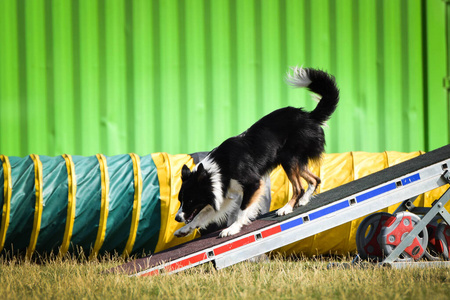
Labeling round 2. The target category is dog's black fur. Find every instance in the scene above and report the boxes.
[175,67,339,238]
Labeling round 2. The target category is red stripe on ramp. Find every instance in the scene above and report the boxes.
[214,235,256,256]
[261,225,281,238]
[165,252,207,272]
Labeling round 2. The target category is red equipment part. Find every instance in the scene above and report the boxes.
[436,222,450,260]
[380,212,428,261]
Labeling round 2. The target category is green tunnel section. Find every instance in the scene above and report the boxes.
[0,154,161,258]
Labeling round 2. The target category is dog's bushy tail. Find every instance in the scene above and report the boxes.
[285,67,339,124]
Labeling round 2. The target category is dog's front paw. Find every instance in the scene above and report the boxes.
[174,225,194,237]
[219,224,242,237]
[276,205,293,216]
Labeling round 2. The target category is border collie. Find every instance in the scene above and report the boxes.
[175,66,339,238]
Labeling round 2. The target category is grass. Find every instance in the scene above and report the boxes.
[1,254,450,299]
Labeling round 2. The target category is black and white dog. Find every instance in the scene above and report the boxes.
[175,67,339,238]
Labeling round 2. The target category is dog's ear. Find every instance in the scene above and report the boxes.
[196,163,205,173]
[181,164,191,181]
[196,163,208,182]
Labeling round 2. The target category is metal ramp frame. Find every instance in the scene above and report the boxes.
[109,145,450,276]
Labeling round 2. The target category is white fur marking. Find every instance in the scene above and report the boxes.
[285,66,312,87]
[220,201,264,237]
[196,156,224,210]
[311,93,322,103]
[176,204,185,222]
[276,204,293,216]
[220,222,242,237]
[297,183,315,207]
[227,179,243,200]
[220,182,265,237]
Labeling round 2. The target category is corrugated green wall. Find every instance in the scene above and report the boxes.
[0,0,448,157]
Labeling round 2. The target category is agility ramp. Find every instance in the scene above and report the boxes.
[108,144,450,275]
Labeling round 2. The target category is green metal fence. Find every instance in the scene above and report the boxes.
[0,0,448,157]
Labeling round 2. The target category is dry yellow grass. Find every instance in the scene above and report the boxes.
[1,255,450,299]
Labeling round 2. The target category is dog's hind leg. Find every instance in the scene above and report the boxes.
[296,168,321,207]
[277,164,305,216]
[220,179,265,237]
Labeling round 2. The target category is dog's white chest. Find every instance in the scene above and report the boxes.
[225,179,243,201]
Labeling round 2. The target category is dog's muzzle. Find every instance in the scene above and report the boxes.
[175,204,185,223]
[175,211,185,223]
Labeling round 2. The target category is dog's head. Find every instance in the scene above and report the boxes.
[175,163,216,224]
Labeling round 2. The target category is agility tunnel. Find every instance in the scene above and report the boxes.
[1,150,448,259]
